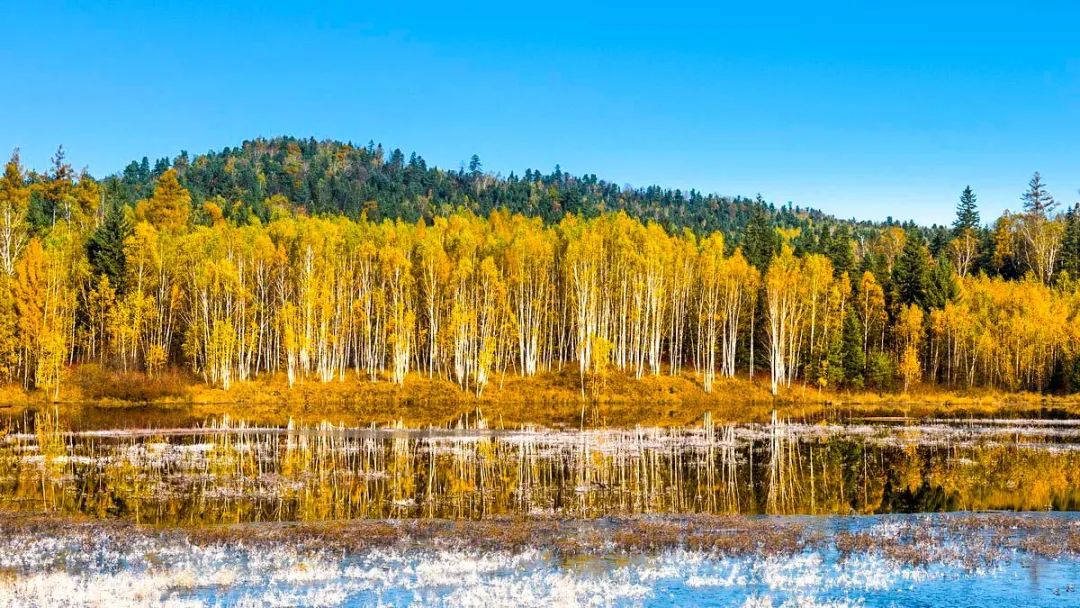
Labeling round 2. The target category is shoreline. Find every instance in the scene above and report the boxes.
[2,509,1078,560]
[4,365,1080,429]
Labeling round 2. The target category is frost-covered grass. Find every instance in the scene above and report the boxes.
[0,513,1078,607]
[0,524,937,607]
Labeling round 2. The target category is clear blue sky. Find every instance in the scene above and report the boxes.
[2,1,1077,225]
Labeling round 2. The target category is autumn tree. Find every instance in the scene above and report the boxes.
[562,215,603,395]
[0,151,29,276]
[994,174,1064,285]
[695,234,726,392]
[765,246,807,395]
[33,147,75,227]
[1017,172,1063,284]
[13,234,77,397]
[0,143,1078,402]
[136,169,191,231]
[504,215,556,377]
[897,304,924,392]
[857,271,887,358]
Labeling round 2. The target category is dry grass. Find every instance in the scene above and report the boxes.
[0,510,829,558]
[3,509,1077,563]
[70,365,194,402]
[3,364,1080,428]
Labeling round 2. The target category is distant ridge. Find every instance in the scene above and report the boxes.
[100,136,923,243]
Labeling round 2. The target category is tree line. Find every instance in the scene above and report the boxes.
[1,144,1079,398]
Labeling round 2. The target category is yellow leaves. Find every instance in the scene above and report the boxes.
[0,151,29,214]
[70,172,101,229]
[203,200,225,226]
[145,345,167,376]
[765,246,810,394]
[776,226,801,245]
[803,254,833,288]
[13,239,45,346]
[994,211,1066,284]
[937,274,1073,390]
[135,169,190,231]
[590,335,614,378]
[765,245,802,298]
[698,233,726,276]
[897,304,924,347]
[948,228,978,278]
[0,152,30,277]
[873,227,907,274]
[899,346,920,392]
[13,238,75,394]
[896,304,924,392]
[6,181,1080,399]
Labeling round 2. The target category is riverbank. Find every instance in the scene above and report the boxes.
[2,364,1080,428]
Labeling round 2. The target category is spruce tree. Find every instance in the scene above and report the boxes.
[1061,203,1080,278]
[826,225,855,277]
[743,202,778,270]
[1022,172,1057,217]
[953,186,979,235]
[87,203,133,293]
[892,235,929,308]
[841,312,866,388]
[924,258,958,309]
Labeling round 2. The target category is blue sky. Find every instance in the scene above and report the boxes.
[2,1,1077,225]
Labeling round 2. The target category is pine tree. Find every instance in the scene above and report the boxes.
[87,203,133,293]
[826,225,855,277]
[743,203,778,271]
[923,257,957,309]
[841,312,865,388]
[949,187,981,277]
[1022,172,1057,217]
[892,234,929,308]
[953,186,979,235]
[1060,203,1080,279]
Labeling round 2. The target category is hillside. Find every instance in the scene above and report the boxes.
[0,137,1078,416]
[101,136,896,242]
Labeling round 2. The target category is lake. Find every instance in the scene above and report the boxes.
[1,408,1079,606]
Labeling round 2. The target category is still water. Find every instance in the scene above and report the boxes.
[2,410,1079,523]
[2,409,1080,606]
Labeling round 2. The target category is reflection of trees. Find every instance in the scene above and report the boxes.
[1,415,1078,524]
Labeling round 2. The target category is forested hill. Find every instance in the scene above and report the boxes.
[101,136,890,240]
[3,135,1080,400]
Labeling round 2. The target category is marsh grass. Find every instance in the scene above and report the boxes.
[1,510,1077,566]
[5,366,1080,430]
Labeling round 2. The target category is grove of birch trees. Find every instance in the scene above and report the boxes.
[2,148,1080,398]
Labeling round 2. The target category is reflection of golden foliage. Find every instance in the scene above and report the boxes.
[3,412,1078,525]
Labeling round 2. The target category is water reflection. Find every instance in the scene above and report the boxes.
[1,410,1078,524]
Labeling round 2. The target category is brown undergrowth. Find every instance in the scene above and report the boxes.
[2,510,1078,563]
[0,364,1078,429]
